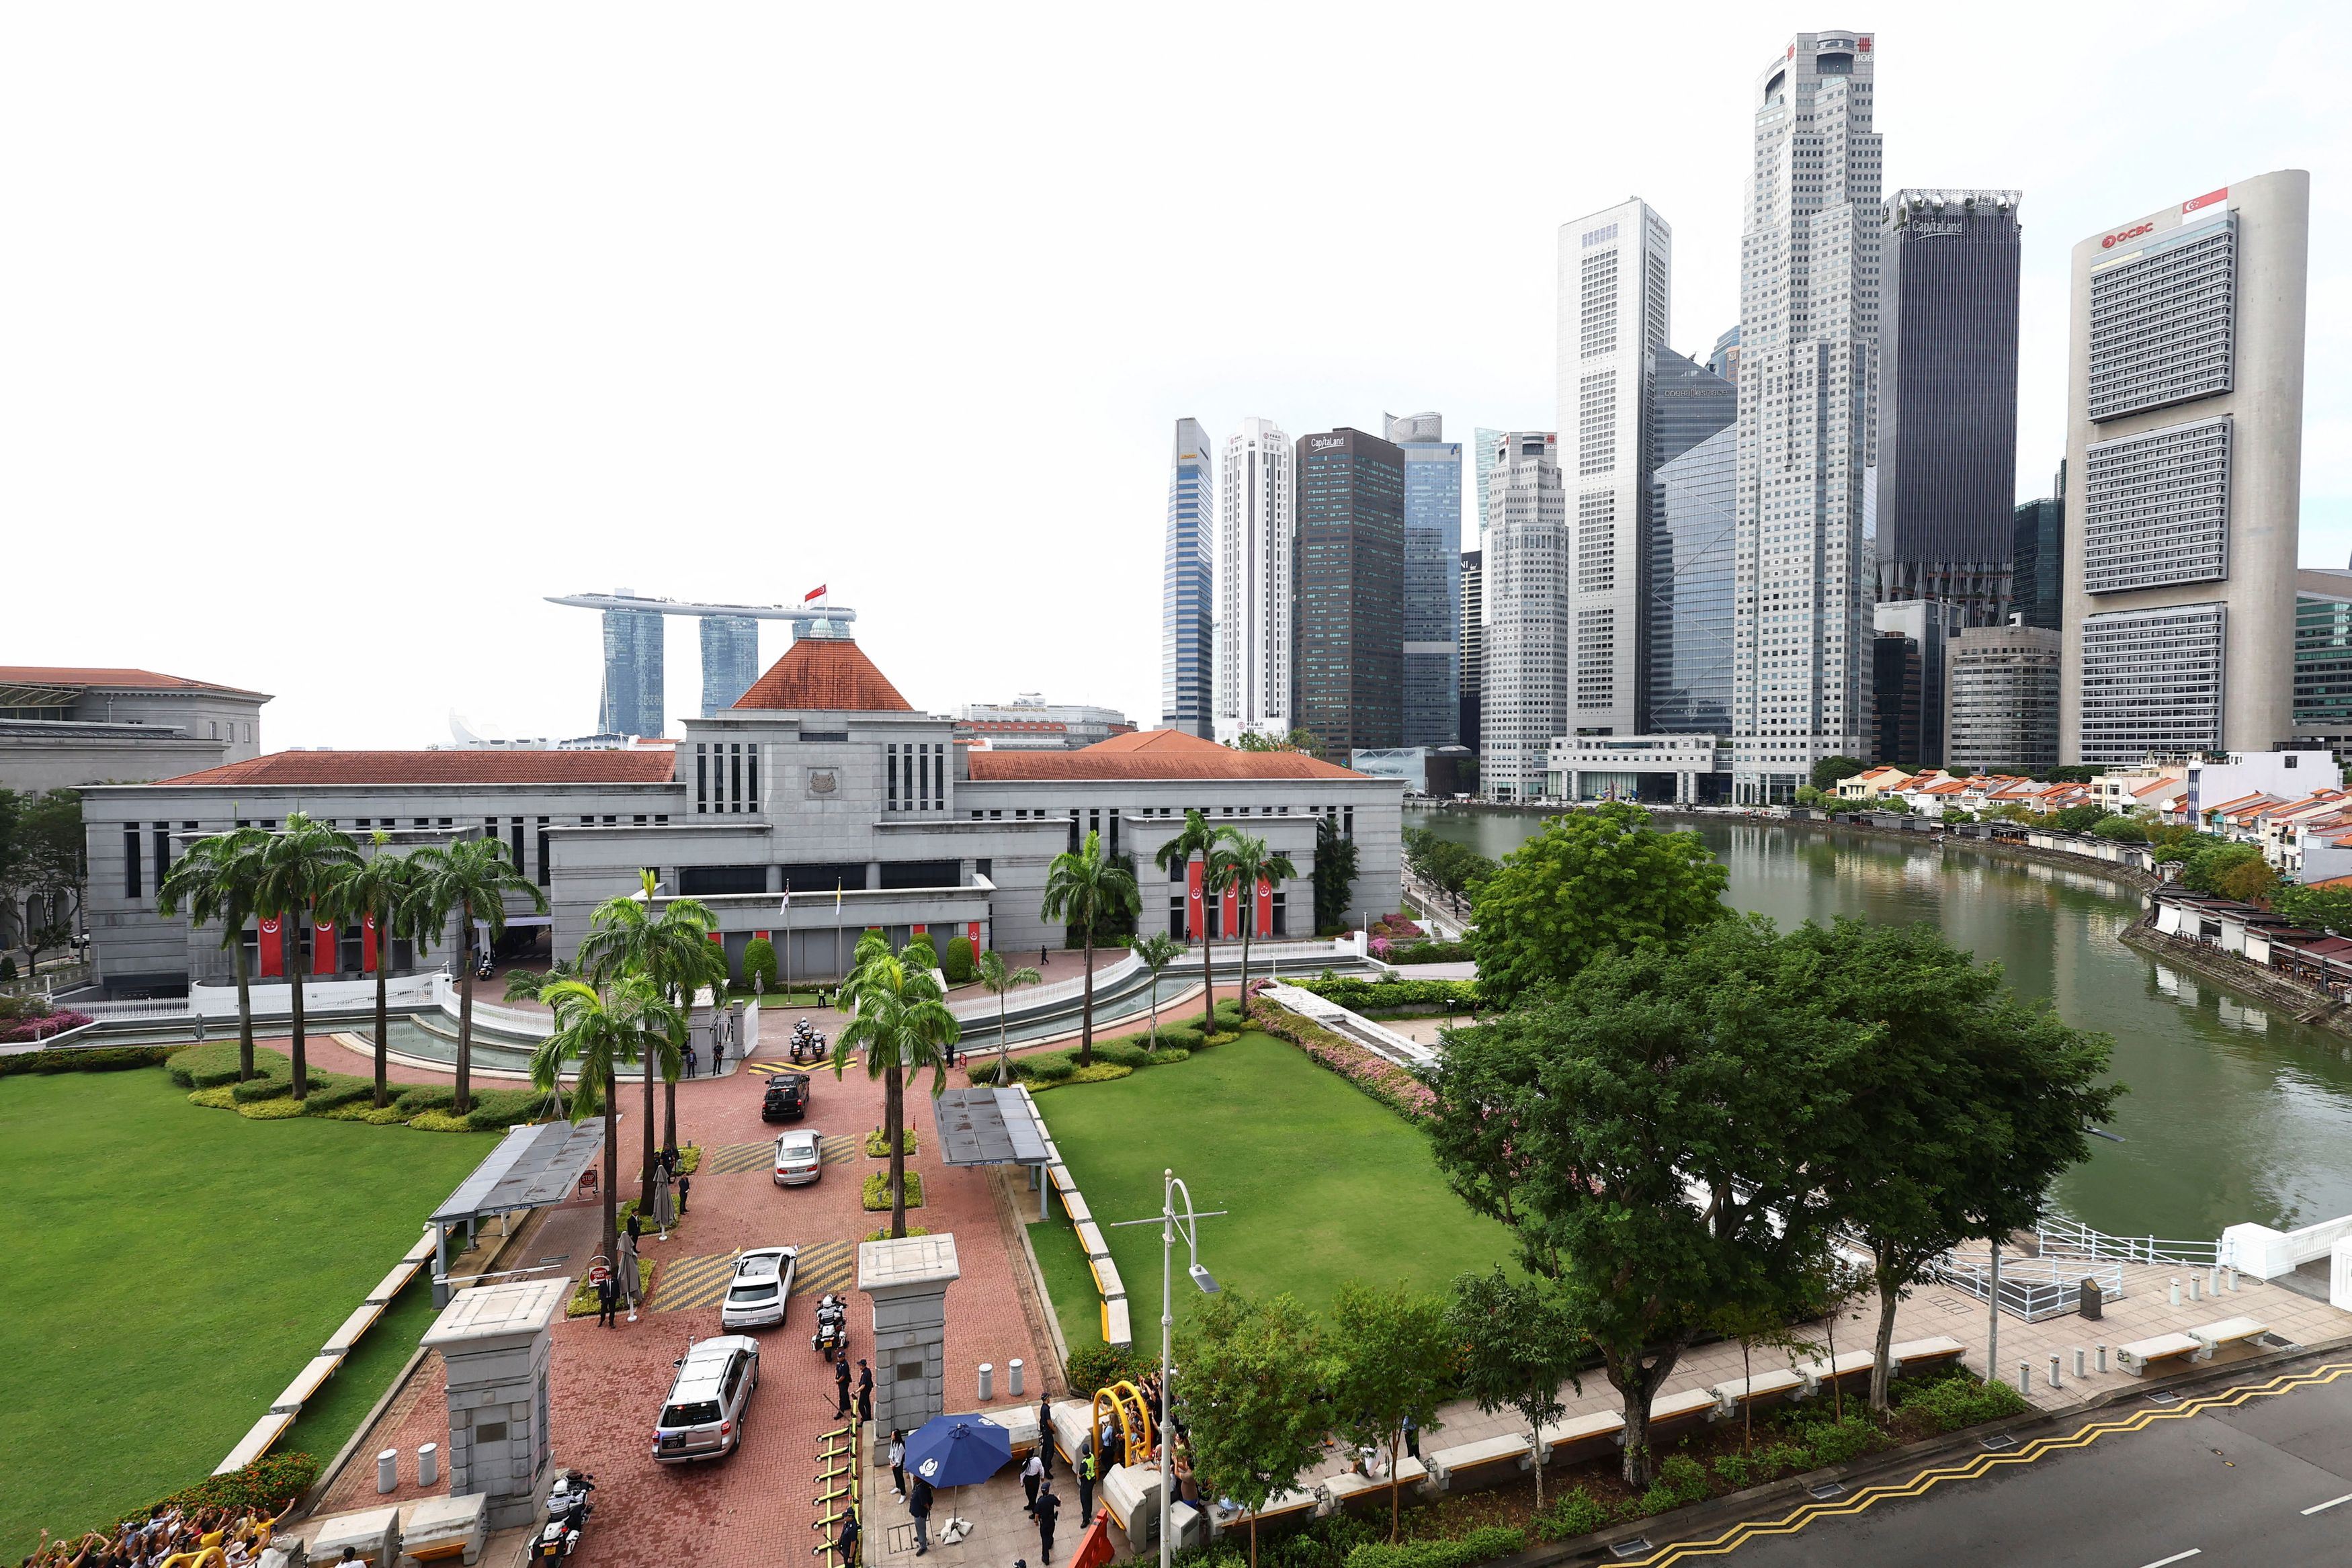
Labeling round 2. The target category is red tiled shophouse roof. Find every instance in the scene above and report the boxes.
[967,728,1363,781]
[149,750,679,787]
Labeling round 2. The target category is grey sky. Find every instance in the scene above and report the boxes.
[5,2,2344,748]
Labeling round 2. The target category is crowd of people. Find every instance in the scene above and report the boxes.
[22,1504,289,1568]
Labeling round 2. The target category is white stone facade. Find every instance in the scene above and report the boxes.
[1216,417,1294,744]
[1480,433,1566,801]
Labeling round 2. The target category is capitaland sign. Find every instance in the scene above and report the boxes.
[1911,218,1965,236]
[1308,435,1347,451]
[2101,222,2156,250]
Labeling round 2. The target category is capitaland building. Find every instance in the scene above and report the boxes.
[2061,171,2310,765]
[78,634,1402,998]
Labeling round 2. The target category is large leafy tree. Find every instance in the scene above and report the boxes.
[974,948,1042,1083]
[1425,918,1866,1486]
[156,826,271,1082]
[532,975,679,1285]
[833,946,959,1238]
[1211,828,1298,1020]
[252,812,362,1099]
[1466,802,1728,1008]
[322,838,425,1108]
[1447,1268,1582,1516]
[1327,1282,1452,1540]
[412,835,547,1116]
[1155,808,1222,1033]
[577,872,719,1207]
[1791,918,2122,1409]
[1810,755,1866,793]
[1041,829,1139,1068]
[1311,813,1359,936]
[2274,883,2352,934]
[1177,1291,1331,1568]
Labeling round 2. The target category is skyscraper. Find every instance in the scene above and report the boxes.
[1709,325,1742,387]
[1386,412,1463,746]
[1647,412,1738,738]
[1472,429,1504,546]
[599,590,665,737]
[2011,460,2065,632]
[1876,189,2023,626]
[1216,417,1294,744]
[1481,432,1566,799]
[1161,418,1216,738]
[1293,429,1406,755]
[1870,598,1956,765]
[2062,171,2310,764]
[1459,549,1484,753]
[1731,30,1884,804]
[698,615,761,716]
[1946,624,2060,775]
[1560,199,1673,738]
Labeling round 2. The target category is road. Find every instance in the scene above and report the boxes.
[1635,1359,2352,1567]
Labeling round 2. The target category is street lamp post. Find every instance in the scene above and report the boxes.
[1111,1171,1224,1568]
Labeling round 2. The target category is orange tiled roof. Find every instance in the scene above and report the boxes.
[732,639,914,713]
[0,665,268,697]
[148,750,677,787]
[966,728,1362,781]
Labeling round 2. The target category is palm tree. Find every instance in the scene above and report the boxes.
[156,826,271,1082]
[322,837,423,1108]
[1210,828,1298,1022]
[1126,931,1185,1049]
[1042,830,1140,1069]
[252,813,362,1099]
[974,949,1042,1084]
[1154,808,1221,1035]
[577,871,722,1211]
[833,948,959,1239]
[503,955,582,1002]
[532,975,680,1288]
[411,836,547,1116]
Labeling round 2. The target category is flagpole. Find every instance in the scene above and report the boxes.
[781,886,792,1007]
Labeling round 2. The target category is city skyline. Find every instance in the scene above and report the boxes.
[7,4,2349,750]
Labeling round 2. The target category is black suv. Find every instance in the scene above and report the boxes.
[761,1072,811,1123]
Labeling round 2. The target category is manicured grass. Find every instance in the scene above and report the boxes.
[0,1067,493,1556]
[1027,1033,1518,1355]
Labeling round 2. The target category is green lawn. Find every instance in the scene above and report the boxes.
[0,1067,493,1555]
[1026,1033,1517,1356]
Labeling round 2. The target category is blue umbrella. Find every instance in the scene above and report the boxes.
[905,1413,1015,1488]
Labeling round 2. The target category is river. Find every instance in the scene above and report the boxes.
[1408,807,2352,1243]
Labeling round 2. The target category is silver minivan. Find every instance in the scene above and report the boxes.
[651,1335,760,1463]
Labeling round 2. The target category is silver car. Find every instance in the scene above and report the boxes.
[773,1128,823,1186]
[650,1335,759,1463]
[720,1246,799,1332]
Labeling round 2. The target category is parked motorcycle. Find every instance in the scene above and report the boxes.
[536,1471,594,1562]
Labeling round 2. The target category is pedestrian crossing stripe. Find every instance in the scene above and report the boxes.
[796,1239,856,1298]
[704,1139,857,1175]
[649,1252,745,1312]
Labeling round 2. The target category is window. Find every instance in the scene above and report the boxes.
[124,825,142,898]
[536,819,552,889]
[153,824,173,885]
[696,744,708,813]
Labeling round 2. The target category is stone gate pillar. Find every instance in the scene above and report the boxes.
[859,1233,961,1458]
[419,1278,567,1528]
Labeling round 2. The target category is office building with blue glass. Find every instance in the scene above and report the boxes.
[1161,419,1216,737]
[1386,412,1462,747]
[700,616,761,717]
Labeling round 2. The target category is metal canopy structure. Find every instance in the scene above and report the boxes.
[431,1119,607,1225]
[932,1088,1051,1168]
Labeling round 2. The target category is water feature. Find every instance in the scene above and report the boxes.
[1410,807,2352,1242]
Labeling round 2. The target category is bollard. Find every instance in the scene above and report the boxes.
[2190,1273,2203,1302]
[2074,1348,2087,1379]
[2209,1264,2222,1297]
[2169,1276,2183,1307]
[417,1443,439,1487]
[978,1363,994,1403]
[376,1448,398,1495]
[1009,1358,1025,1398]
[2097,1344,2109,1373]
[2226,1265,2239,1293]
[2018,1360,2032,1393]
[2048,1354,2063,1389]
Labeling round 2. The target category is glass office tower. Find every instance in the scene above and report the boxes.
[698,615,761,716]
[599,596,665,737]
[1293,428,1406,755]
[1161,418,1216,736]
[1387,412,1462,747]
[1646,426,1736,736]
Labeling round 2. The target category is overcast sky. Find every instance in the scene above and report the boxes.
[5,2,2346,750]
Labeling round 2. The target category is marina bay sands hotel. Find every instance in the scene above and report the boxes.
[546,589,857,737]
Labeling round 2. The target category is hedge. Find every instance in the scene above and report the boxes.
[1389,939,1474,965]
[230,1074,293,1103]
[0,1043,181,1078]
[1289,976,1480,1012]
[863,1171,925,1211]
[168,1041,288,1090]
[943,936,975,984]
[741,937,779,994]
[149,1450,321,1517]
[1342,1526,1527,1568]
[1035,1063,1133,1091]
[1144,1025,1206,1052]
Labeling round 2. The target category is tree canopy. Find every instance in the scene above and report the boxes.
[1325,1282,1452,1540]
[1810,755,1865,792]
[1177,1291,1330,1568]
[1447,1268,1583,1513]
[1466,802,1728,1008]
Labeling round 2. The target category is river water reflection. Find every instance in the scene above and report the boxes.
[1409,807,2352,1241]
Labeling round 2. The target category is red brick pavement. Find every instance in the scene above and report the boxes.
[320,1006,1049,1568]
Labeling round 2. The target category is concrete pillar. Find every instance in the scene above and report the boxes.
[421,1277,568,1530]
[861,1234,961,1461]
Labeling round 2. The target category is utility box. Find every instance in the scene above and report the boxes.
[420,1278,568,1529]
[859,1233,960,1460]
[2078,1276,2104,1321]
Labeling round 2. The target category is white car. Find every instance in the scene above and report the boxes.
[720,1246,798,1332]
[773,1128,823,1187]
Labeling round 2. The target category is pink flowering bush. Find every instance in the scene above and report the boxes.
[0,1006,94,1044]
[1252,1002,1433,1120]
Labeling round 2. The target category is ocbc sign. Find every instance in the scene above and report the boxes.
[2101,222,2155,250]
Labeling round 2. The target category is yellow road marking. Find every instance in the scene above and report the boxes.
[1628,1361,2352,1565]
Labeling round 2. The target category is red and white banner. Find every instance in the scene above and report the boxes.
[362,912,379,974]
[258,916,284,978]
[1256,877,1273,938]
[1220,879,1241,940]
[313,916,338,975]
[967,920,982,953]
[1185,859,1204,939]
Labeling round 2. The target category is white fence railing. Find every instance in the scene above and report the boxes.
[1935,1251,2124,1322]
[2037,1214,2222,1268]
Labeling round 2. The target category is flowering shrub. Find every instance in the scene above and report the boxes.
[1251,1002,1432,1120]
[0,1006,94,1044]
[1369,913,1425,940]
